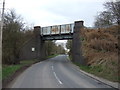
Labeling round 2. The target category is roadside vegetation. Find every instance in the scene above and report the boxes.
[46,54,59,59]
[67,25,119,82]
[45,41,66,56]
[77,25,119,82]
[2,54,62,81]
[66,1,119,82]
[2,59,38,80]
[2,9,66,82]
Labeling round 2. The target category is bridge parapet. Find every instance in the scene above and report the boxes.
[41,23,74,36]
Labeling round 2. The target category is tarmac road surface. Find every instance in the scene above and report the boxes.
[10,55,115,88]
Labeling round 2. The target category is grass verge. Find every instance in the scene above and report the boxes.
[73,62,120,82]
[2,59,38,80]
[2,54,59,88]
[67,54,119,82]
[2,54,58,81]
[46,54,59,59]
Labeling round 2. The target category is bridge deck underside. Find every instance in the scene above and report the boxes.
[41,33,73,40]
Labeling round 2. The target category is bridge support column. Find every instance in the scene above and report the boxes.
[40,40,46,60]
[72,21,85,65]
[34,26,46,60]
[19,26,46,61]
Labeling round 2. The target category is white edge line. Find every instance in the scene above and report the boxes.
[53,72,63,84]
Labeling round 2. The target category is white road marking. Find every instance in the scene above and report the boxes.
[53,72,63,84]
[51,66,54,70]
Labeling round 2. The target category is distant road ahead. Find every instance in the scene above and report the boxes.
[10,55,113,88]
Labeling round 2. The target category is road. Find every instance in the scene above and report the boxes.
[10,55,114,88]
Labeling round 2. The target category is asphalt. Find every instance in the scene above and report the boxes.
[9,55,117,88]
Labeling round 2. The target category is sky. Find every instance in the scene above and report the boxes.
[2,0,108,27]
[0,0,108,47]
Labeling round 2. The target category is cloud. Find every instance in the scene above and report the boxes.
[39,0,105,26]
[5,0,105,27]
[4,0,106,43]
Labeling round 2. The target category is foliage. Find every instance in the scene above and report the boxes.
[45,41,66,56]
[57,44,66,54]
[2,65,22,80]
[80,25,119,82]
[94,1,120,27]
[66,40,72,50]
[2,10,34,65]
[2,9,65,65]
[2,59,38,80]
[46,54,58,59]
[74,62,119,82]
[2,10,24,64]
[104,1,120,25]
[66,40,72,60]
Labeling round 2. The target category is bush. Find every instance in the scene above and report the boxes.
[80,25,119,82]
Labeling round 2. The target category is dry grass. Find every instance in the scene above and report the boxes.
[80,25,119,82]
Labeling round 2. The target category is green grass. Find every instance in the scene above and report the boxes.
[20,59,38,65]
[73,62,120,82]
[73,62,91,73]
[46,54,59,59]
[2,55,59,81]
[2,65,22,80]
[67,55,72,61]
[2,59,38,80]
[67,55,119,82]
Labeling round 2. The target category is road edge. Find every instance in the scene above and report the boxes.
[67,57,119,89]
[2,60,40,88]
[3,55,58,88]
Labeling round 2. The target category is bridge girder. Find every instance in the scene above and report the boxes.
[42,33,73,40]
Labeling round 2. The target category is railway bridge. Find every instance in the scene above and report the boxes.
[19,21,85,65]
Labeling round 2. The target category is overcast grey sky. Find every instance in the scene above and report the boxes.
[1,0,110,44]
[2,0,109,27]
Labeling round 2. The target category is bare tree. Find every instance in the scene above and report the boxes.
[94,1,120,27]
[3,10,24,64]
[104,1,120,25]
[94,11,113,28]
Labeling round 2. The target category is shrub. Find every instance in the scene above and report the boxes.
[81,25,119,82]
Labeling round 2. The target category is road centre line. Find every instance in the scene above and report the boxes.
[51,65,63,84]
[51,66,54,70]
[53,72,63,85]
